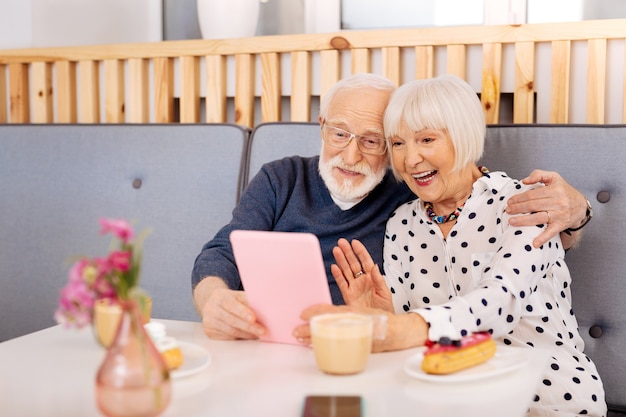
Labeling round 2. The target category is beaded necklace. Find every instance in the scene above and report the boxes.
[425,201,462,224]
[424,166,489,224]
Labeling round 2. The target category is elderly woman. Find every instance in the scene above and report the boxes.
[296,75,606,416]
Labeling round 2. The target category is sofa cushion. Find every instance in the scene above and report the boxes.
[480,124,626,412]
[0,124,249,341]
[244,122,321,188]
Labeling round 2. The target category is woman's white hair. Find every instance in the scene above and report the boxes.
[383,74,485,174]
[319,73,396,120]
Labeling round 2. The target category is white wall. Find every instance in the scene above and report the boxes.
[340,0,487,29]
[527,0,584,23]
[0,0,162,50]
[0,0,32,49]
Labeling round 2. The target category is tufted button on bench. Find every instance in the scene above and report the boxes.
[597,190,611,203]
[589,324,604,339]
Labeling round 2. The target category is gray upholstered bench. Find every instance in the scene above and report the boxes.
[480,125,626,415]
[0,124,249,341]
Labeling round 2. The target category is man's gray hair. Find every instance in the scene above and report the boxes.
[319,73,396,120]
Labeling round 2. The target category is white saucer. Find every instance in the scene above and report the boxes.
[171,341,212,379]
[404,346,529,383]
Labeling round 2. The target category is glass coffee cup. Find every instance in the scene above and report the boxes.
[310,312,387,375]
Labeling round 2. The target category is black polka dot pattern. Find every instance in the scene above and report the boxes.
[382,171,606,416]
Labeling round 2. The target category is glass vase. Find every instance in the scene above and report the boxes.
[95,299,171,417]
[93,295,152,349]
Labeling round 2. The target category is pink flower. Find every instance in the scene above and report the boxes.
[108,250,131,272]
[93,276,116,299]
[54,271,97,328]
[68,259,90,283]
[94,257,113,277]
[55,218,148,329]
[99,218,134,244]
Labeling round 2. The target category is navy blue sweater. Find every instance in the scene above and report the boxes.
[192,155,414,304]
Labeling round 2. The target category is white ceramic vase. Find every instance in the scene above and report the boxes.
[197,0,261,39]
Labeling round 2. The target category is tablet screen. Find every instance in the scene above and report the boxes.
[230,230,333,345]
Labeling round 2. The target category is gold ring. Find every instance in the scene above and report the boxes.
[354,270,365,278]
[546,211,551,224]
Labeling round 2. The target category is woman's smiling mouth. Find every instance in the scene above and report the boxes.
[412,170,437,184]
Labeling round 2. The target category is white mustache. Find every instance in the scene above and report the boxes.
[330,157,373,177]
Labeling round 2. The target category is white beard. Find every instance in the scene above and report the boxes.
[318,153,386,202]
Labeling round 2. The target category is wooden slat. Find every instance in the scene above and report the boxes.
[79,60,100,123]
[31,62,53,123]
[513,41,535,123]
[205,55,226,123]
[180,56,200,123]
[9,63,30,123]
[481,43,502,125]
[235,54,255,127]
[586,38,607,124]
[0,64,6,123]
[446,45,466,79]
[127,58,150,123]
[319,50,340,103]
[154,57,174,123]
[351,48,370,74]
[260,52,281,122]
[56,61,77,123]
[1,19,626,126]
[290,51,311,122]
[4,19,626,64]
[104,59,125,123]
[415,46,434,80]
[382,47,401,86]
[549,40,571,123]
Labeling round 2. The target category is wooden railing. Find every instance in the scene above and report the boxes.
[1,18,626,126]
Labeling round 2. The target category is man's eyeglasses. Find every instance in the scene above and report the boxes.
[321,123,387,156]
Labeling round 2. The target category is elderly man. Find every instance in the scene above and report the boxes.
[191,73,589,340]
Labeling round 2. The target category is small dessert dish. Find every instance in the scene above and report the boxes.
[421,332,496,375]
[144,321,184,371]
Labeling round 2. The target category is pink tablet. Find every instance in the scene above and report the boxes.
[230,230,333,345]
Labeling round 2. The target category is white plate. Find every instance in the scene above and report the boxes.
[170,341,212,379]
[404,346,529,383]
